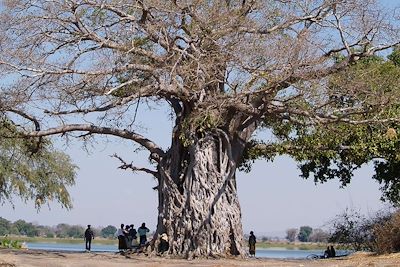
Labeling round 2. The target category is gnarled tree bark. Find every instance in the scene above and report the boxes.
[153,130,246,258]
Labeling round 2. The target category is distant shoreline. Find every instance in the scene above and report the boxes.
[5,236,329,250]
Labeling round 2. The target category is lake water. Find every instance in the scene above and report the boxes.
[25,242,349,259]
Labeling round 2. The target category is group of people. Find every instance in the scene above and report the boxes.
[82,223,150,252]
[116,223,150,252]
[324,245,336,258]
[85,227,337,258]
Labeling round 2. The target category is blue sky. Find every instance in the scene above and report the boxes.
[1,0,398,237]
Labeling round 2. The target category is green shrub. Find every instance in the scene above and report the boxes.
[0,237,22,249]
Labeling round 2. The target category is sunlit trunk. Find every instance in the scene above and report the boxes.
[151,130,246,258]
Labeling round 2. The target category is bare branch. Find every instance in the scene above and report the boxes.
[112,153,158,177]
[26,124,165,161]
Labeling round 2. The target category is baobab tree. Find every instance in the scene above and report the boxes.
[1,0,400,258]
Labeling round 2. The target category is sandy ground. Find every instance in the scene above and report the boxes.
[1,249,400,267]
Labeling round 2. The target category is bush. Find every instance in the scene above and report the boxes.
[0,238,22,249]
[373,210,400,253]
[329,208,400,253]
[328,208,371,251]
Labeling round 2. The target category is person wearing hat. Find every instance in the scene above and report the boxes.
[84,225,94,251]
[248,231,256,257]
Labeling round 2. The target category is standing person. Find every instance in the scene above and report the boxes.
[248,231,256,257]
[124,225,131,249]
[84,225,94,251]
[138,223,150,245]
[129,224,137,248]
[115,224,127,252]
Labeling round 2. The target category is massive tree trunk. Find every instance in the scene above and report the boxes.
[152,129,246,258]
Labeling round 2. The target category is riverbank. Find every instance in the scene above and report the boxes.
[0,249,399,267]
[4,236,116,245]
[4,236,330,250]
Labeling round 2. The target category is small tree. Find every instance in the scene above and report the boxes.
[298,226,313,242]
[309,228,329,243]
[329,209,371,251]
[285,228,298,242]
[12,220,39,237]
[0,217,10,236]
[55,223,70,238]
[66,225,84,238]
[101,225,117,238]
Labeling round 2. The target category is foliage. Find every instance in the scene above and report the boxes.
[13,220,39,237]
[53,223,98,239]
[101,225,117,238]
[250,52,400,205]
[309,229,329,243]
[297,226,313,242]
[328,208,400,253]
[388,46,400,67]
[329,209,371,251]
[65,225,84,239]
[372,210,400,253]
[0,217,106,239]
[0,116,77,209]
[0,217,11,236]
[285,228,297,242]
[0,237,22,249]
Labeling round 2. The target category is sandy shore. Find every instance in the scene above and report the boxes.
[1,249,399,267]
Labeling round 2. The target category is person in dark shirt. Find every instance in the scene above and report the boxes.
[248,231,256,257]
[84,225,94,251]
[124,225,131,249]
[324,246,331,258]
[128,224,137,248]
[330,245,336,257]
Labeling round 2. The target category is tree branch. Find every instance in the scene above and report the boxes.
[26,124,165,161]
[112,153,159,177]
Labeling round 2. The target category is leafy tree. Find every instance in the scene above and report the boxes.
[285,228,298,242]
[0,0,399,257]
[12,220,39,237]
[66,225,84,238]
[0,217,10,236]
[0,116,77,209]
[101,225,117,238]
[298,226,313,242]
[55,223,70,238]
